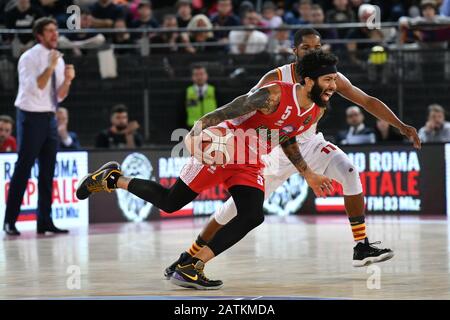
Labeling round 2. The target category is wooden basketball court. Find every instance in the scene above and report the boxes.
[1,215,449,300]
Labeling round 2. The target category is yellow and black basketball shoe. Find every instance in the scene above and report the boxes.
[170,258,223,290]
[164,252,191,279]
[76,161,122,200]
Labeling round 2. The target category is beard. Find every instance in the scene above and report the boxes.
[308,82,329,109]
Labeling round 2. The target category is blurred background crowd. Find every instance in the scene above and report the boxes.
[0,0,449,150]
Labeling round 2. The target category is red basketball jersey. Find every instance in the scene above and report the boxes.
[224,81,322,165]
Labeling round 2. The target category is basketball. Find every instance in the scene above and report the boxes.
[200,126,235,165]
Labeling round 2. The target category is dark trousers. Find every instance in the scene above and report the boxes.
[4,109,57,226]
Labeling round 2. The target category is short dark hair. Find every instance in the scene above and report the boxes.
[293,28,321,47]
[111,104,128,115]
[243,8,257,17]
[176,0,191,8]
[296,50,338,83]
[33,17,57,41]
[420,0,437,10]
[0,115,14,126]
[192,64,206,72]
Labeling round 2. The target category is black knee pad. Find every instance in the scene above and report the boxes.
[249,212,265,228]
[162,202,184,213]
[237,207,265,231]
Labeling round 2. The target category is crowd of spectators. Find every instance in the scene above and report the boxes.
[335,103,450,145]
[1,0,450,56]
[1,0,449,150]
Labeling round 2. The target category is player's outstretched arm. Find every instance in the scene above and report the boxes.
[281,137,333,198]
[336,72,421,149]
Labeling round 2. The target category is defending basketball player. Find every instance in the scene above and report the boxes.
[163,28,422,280]
[76,50,339,289]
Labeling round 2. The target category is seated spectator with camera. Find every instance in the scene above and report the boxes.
[95,104,143,149]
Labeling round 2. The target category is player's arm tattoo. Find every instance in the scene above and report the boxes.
[281,137,309,175]
[190,87,280,135]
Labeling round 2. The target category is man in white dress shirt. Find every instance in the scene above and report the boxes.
[3,17,76,236]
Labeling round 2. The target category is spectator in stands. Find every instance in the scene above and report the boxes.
[261,1,283,34]
[5,0,44,57]
[374,119,404,143]
[0,115,17,153]
[284,0,312,25]
[400,0,450,48]
[33,0,73,27]
[124,0,144,21]
[90,0,125,28]
[346,4,384,67]
[401,0,450,80]
[418,103,450,142]
[267,24,292,54]
[56,107,81,150]
[309,4,337,52]
[129,0,158,31]
[112,18,135,54]
[58,7,106,56]
[337,106,376,145]
[210,0,240,43]
[238,1,255,20]
[326,0,355,38]
[176,0,193,28]
[184,65,218,129]
[274,1,286,18]
[151,14,194,53]
[187,14,220,53]
[96,104,143,148]
[229,9,268,54]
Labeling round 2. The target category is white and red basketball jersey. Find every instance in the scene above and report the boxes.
[224,81,322,165]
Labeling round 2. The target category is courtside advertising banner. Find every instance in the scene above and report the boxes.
[0,151,89,232]
[88,144,447,223]
[266,144,446,216]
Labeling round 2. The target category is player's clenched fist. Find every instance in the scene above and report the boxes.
[48,49,62,70]
[64,64,75,83]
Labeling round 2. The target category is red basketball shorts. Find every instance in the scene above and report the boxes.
[179,157,265,193]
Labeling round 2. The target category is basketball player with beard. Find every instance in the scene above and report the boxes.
[163,28,421,280]
[77,50,340,289]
